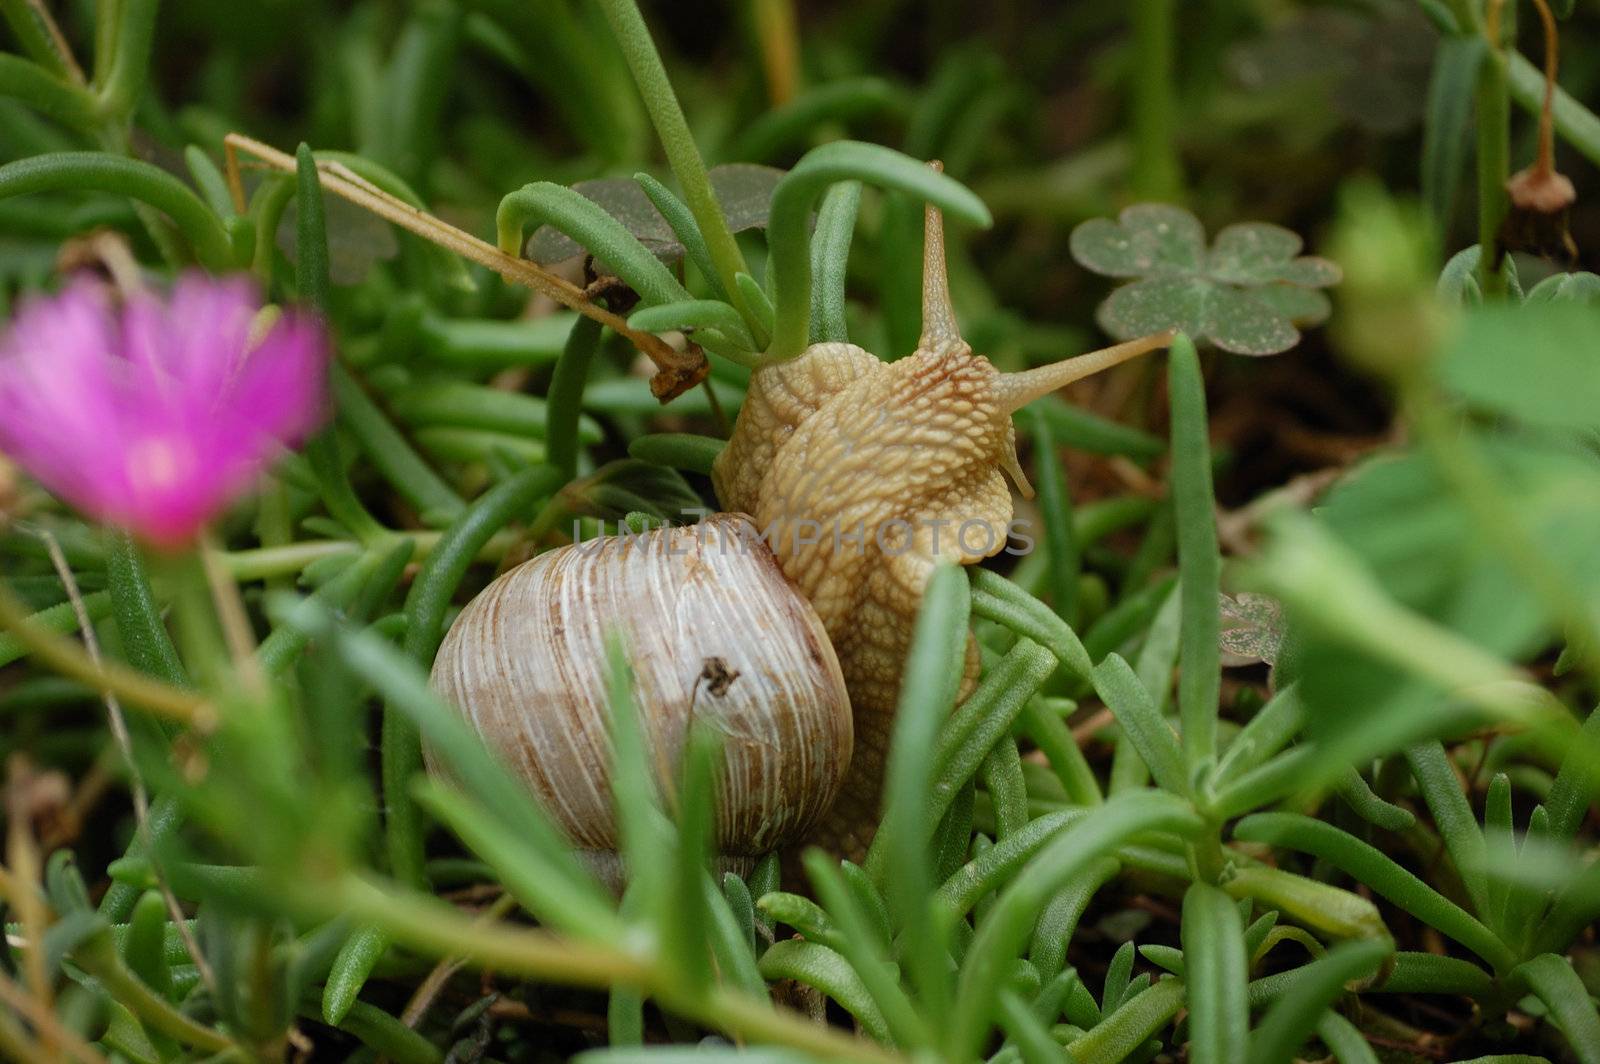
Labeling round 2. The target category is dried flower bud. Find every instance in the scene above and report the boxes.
[1507,165,1577,215]
[1499,165,1579,267]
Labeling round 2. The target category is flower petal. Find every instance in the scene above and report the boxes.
[0,273,329,546]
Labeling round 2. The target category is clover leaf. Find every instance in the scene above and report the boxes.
[1219,591,1286,668]
[1070,204,1341,356]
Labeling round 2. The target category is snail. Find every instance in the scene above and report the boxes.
[429,512,851,879]
[431,184,1171,868]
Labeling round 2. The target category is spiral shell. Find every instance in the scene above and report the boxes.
[429,513,853,863]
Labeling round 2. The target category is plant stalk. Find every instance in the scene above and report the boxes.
[1475,0,1513,295]
[597,0,754,326]
[1130,0,1183,200]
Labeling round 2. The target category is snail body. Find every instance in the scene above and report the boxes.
[432,183,1170,865]
[714,203,1169,856]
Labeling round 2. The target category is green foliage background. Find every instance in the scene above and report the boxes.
[1,1,1599,1062]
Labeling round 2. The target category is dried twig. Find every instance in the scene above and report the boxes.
[199,531,266,699]
[3,757,56,1057]
[222,134,708,400]
[0,969,108,1064]
[22,0,85,85]
[0,582,214,726]
[36,530,218,995]
[399,892,518,1029]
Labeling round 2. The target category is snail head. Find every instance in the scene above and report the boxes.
[915,164,1174,498]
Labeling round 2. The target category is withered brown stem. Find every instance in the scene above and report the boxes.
[222,134,707,401]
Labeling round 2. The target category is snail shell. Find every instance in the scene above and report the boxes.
[429,513,853,868]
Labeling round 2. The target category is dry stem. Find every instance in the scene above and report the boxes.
[222,134,708,400]
[1527,0,1561,180]
[36,529,217,995]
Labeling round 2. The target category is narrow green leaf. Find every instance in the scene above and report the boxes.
[106,532,187,686]
[122,891,171,997]
[1335,765,1416,832]
[604,636,675,909]
[949,791,1202,1059]
[1405,742,1491,916]
[1247,940,1390,1064]
[633,172,728,303]
[1507,50,1600,169]
[810,180,862,344]
[295,142,333,312]
[756,891,843,950]
[627,433,726,475]
[257,544,402,675]
[1232,813,1509,970]
[1206,745,1322,820]
[1421,35,1485,230]
[411,778,624,943]
[1030,397,1165,462]
[1545,705,1600,840]
[1029,407,1080,626]
[1028,858,1120,982]
[1133,582,1180,714]
[755,939,892,1044]
[1485,772,1514,932]
[839,862,892,950]
[1316,1010,1381,1064]
[936,810,1087,920]
[497,180,689,305]
[297,144,386,545]
[667,725,718,992]
[996,987,1071,1064]
[317,997,443,1064]
[332,365,465,521]
[628,299,758,353]
[1090,654,1187,795]
[871,562,968,1021]
[1213,683,1306,783]
[735,272,777,339]
[933,640,1058,814]
[1241,910,1278,957]
[0,591,113,668]
[702,871,764,997]
[597,0,753,313]
[970,568,1094,682]
[1375,952,1493,996]
[1064,977,1185,1064]
[1221,866,1389,945]
[1533,854,1600,955]
[97,798,181,923]
[321,926,388,1025]
[278,593,612,934]
[980,739,1029,840]
[1182,882,1249,1064]
[1017,697,1101,806]
[766,140,991,360]
[1168,334,1220,772]
[0,152,233,267]
[1101,940,1135,1012]
[804,850,928,1048]
[382,464,563,886]
[1514,954,1600,1064]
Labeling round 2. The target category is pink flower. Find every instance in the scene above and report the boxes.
[0,274,327,548]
